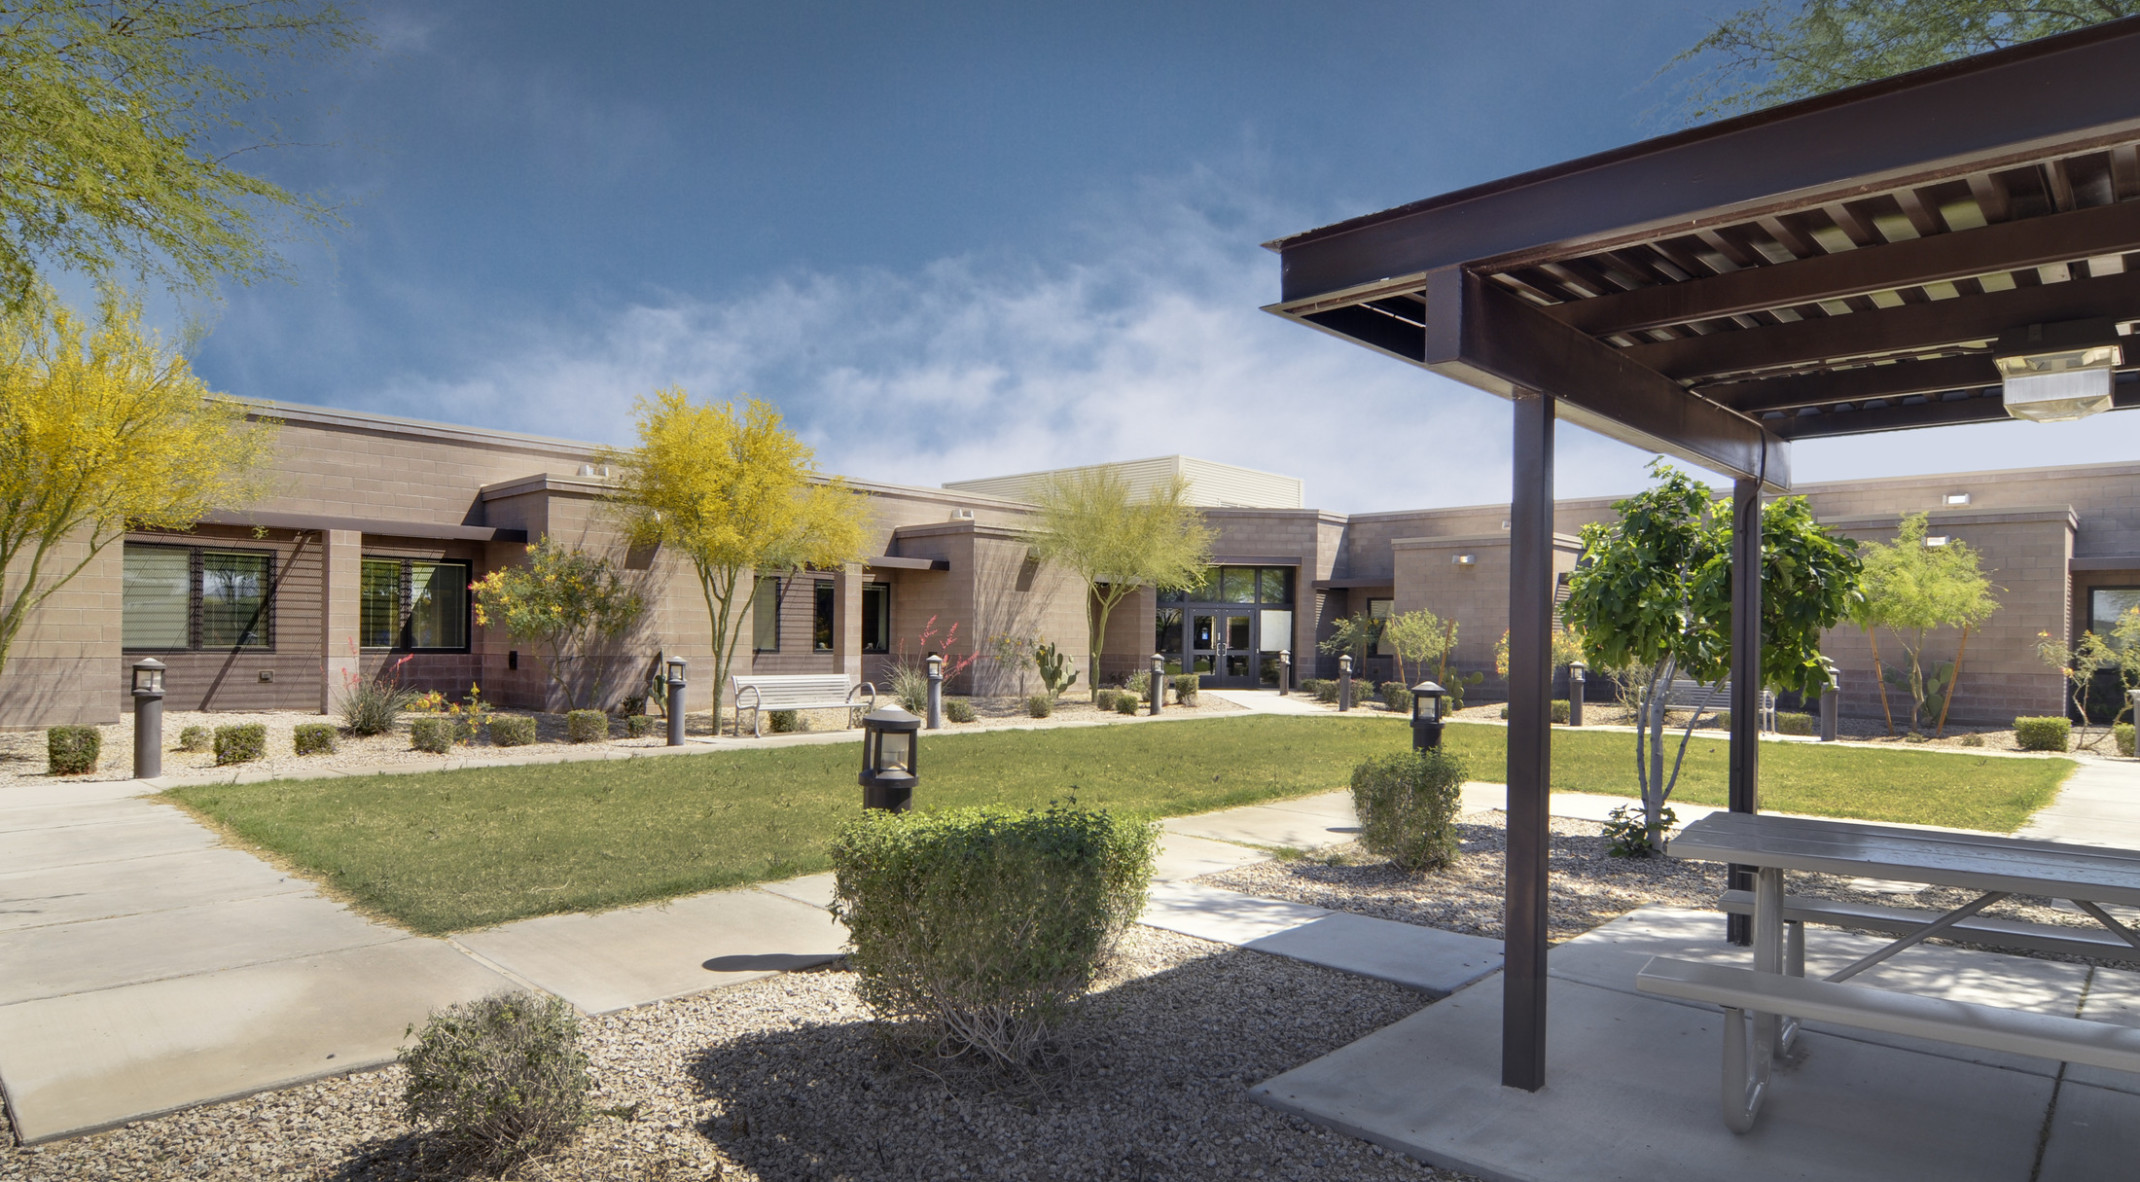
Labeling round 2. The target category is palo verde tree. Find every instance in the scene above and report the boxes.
[471,538,647,711]
[1380,608,1453,687]
[1664,0,2138,121]
[0,288,275,674]
[1562,461,1862,852]
[2038,605,2140,748]
[0,0,366,310]
[1851,513,2001,736]
[605,390,870,727]
[1029,469,1212,698]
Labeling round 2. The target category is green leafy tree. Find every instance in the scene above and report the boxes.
[1317,610,1382,670]
[1562,461,1862,852]
[1850,513,2000,736]
[1666,0,2138,120]
[0,0,366,310]
[471,538,647,710]
[1382,608,1454,687]
[0,288,273,676]
[1029,470,1212,698]
[2037,613,2140,749]
[605,390,871,727]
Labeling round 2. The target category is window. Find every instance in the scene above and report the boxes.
[862,582,890,653]
[1167,565,1297,606]
[1367,598,1393,657]
[753,576,781,652]
[359,558,470,650]
[123,543,273,650]
[2093,588,2140,647]
[813,580,835,652]
[1156,606,1183,655]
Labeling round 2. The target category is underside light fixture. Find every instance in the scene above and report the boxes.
[1996,319,2122,423]
[1943,493,1972,506]
[1923,535,1951,548]
[1454,554,1477,566]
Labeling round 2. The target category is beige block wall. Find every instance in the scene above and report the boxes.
[0,535,123,728]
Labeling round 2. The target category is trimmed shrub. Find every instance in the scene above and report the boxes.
[178,725,211,753]
[767,708,803,733]
[2014,716,2072,752]
[1314,679,1340,704]
[565,709,608,743]
[1171,674,1199,705]
[400,990,590,1169]
[1122,671,1151,701]
[293,723,338,756]
[1093,688,1122,712]
[1776,712,1815,736]
[46,726,100,775]
[1380,683,1413,714]
[213,724,266,766]
[943,697,978,723]
[2117,722,2136,758]
[829,804,1157,1069]
[1114,692,1140,715]
[489,715,537,747]
[410,717,455,754]
[1499,700,1573,724]
[1349,749,1466,872]
[626,714,659,738]
[1959,732,1986,748]
[1025,693,1054,718]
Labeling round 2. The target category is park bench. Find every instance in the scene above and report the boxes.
[729,674,876,738]
[1657,678,1774,732]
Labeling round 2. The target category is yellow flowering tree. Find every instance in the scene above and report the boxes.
[0,288,274,675]
[471,538,646,710]
[603,390,870,726]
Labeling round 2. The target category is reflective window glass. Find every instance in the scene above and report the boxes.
[753,577,781,652]
[814,580,835,652]
[359,560,400,648]
[2094,588,2140,647]
[122,545,191,649]
[1155,607,1183,655]
[862,583,890,653]
[1220,567,1256,603]
[1258,567,1294,604]
[200,552,271,648]
[407,562,468,650]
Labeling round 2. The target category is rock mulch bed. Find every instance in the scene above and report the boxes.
[0,928,1469,1182]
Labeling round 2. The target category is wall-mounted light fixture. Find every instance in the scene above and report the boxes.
[1944,493,1972,506]
[1454,554,1476,566]
[1500,519,1511,530]
[1924,535,1951,548]
[1997,319,2123,423]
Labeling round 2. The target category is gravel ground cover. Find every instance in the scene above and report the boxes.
[0,928,1470,1182]
[1210,809,2124,955]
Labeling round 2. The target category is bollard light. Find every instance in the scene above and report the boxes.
[859,704,921,811]
[1149,652,1165,716]
[1820,661,1842,743]
[1338,653,1354,712]
[1568,659,1586,728]
[925,653,944,730]
[1279,649,1290,695]
[665,656,687,745]
[1410,680,1447,752]
[132,657,166,779]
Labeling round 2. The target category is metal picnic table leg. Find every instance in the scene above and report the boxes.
[1752,866,1787,1060]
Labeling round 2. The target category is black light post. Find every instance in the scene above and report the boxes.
[666,656,687,746]
[1411,680,1447,752]
[925,654,943,730]
[1149,652,1164,716]
[1567,660,1586,727]
[132,658,165,779]
[860,704,921,811]
[1338,653,1353,711]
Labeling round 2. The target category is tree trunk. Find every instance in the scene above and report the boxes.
[1934,625,1970,738]
[1867,627,1896,736]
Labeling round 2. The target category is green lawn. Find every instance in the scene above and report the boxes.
[168,716,2073,934]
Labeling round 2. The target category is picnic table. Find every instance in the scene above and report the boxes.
[1638,811,2140,1132]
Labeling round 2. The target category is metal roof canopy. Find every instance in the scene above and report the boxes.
[1267,18,2140,1097]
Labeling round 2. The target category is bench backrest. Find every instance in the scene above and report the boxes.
[731,674,859,707]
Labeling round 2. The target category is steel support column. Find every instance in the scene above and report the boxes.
[1726,476,1764,946]
[1503,389,1554,1091]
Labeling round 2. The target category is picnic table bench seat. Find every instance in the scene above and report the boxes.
[729,674,875,738]
[1657,678,1775,731]
[1716,888,2140,967]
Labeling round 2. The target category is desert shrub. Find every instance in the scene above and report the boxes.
[1171,674,1199,704]
[891,665,930,715]
[213,724,266,766]
[564,709,608,743]
[1498,700,1573,724]
[2014,716,2072,752]
[1122,671,1151,701]
[1776,712,1815,736]
[46,726,99,775]
[1025,693,1054,718]
[2117,722,2136,758]
[943,697,977,723]
[1093,688,1122,712]
[1959,732,1986,748]
[293,723,338,756]
[1114,693,1140,715]
[410,717,455,754]
[400,991,590,1169]
[1604,803,1679,858]
[178,725,211,753]
[829,804,1156,1070]
[1349,749,1466,872]
[488,715,537,747]
[339,678,414,737]
[1299,678,1333,701]
[1379,683,1413,714]
[767,708,803,733]
[626,714,658,738]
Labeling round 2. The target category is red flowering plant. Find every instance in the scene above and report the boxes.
[336,641,416,736]
[890,616,979,712]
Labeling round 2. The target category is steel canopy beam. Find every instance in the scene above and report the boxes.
[1423,269,1791,490]
[1273,21,2140,305]
[1700,355,2001,414]
[1770,383,2140,438]
[1548,198,2140,336]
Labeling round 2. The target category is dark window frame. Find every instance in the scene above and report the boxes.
[753,575,782,653]
[2091,586,2140,647]
[861,581,891,653]
[358,556,473,653]
[122,541,277,653]
[813,579,836,653]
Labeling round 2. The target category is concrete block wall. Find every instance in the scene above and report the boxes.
[0,536,122,728]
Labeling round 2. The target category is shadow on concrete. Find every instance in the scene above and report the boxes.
[701,952,838,973]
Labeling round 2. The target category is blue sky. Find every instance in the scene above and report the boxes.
[147,0,2140,512]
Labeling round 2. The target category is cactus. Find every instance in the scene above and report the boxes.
[1035,640,1079,700]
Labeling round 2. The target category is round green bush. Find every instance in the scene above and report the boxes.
[564,709,609,743]
[488,715,537,747]
[1025,693,1054,718]
[1776,712,1816,736]
[626,714,659,738]
[1170,674,1199,704]
[1380,684,1413,714]
[2117,722,2136,758]
[943,697,978,723]
[1092,688,1121,712]
[410,716,455,754]
[767,708,803,733]
[1349,749,1467,872]
[399,991,589,1169]
[1114,692,1140,715]
[2014,716,2072,752]
[213,723,266,766]
[292,723,338,756]
[178,725,211,753]
[46,725,100,775]
[829,805,1156,1069]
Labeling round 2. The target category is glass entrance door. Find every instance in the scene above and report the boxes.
[1162,564,1298,691]
[1186,612,1256,685]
